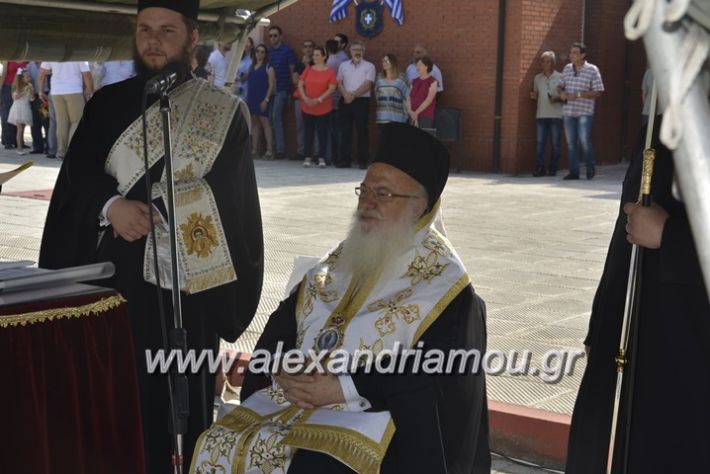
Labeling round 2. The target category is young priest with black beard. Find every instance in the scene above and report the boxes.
[39,1,264,472]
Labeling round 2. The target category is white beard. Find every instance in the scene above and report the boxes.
[336,208,418,281]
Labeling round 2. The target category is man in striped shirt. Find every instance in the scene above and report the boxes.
[559,42,604,180]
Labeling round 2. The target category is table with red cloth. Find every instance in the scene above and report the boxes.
[0,291,146,474]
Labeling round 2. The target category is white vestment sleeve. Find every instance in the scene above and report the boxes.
[99,194,122,226]
[338,374,372,411]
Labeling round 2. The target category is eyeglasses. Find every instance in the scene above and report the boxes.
[269,33,279,38]
[355,185,422,203]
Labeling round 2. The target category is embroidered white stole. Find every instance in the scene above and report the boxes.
[191,206,471,474]
[104,78,244,294]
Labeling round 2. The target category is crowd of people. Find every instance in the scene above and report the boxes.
[0,59,131,159]
[229,27,445,170]
[3,38,607,181]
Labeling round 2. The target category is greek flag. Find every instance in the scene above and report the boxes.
[329,0,352,22]
[384,0,404,25]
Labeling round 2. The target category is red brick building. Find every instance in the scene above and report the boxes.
[265,0,647,174]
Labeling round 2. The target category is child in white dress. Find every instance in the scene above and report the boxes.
[8,69,34,155]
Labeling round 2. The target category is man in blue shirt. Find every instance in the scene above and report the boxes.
[268,25,296,159]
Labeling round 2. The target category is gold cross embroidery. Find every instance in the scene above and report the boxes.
[302,272,338,317]
[403,250,449,286]
[422,232,452,257]
[367,288,421,337]
[323,244,343,268]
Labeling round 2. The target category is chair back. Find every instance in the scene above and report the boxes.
[435,107,461,143]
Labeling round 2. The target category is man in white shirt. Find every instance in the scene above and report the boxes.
[208,42,232,87]
[101,60,136,87]
[529,51,564,176]
[336,40,375,169]
[39,61,93,159]
[405,44,443,93]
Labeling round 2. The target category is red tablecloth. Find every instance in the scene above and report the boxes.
[0,292,146,474]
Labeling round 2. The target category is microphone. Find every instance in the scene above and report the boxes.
[145,63,187,95]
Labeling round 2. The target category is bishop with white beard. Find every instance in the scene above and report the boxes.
[191,123,491,474]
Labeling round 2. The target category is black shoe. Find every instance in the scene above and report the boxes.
[46,153,56,158]
[586,167,596,180]
[563,173,579,180]
[30,149,44,154]
[274,152,286,160]
[21,144,31,149]
[4,144,16,150]
[335,162,351,169]
[547,169,557,177]
[532,167,546,177]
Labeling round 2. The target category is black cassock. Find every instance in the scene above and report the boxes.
[39,76,264,473]
[242,283,491,474]
[566,122,710,473]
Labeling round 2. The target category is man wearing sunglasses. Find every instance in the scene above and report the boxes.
[193,123,491,474]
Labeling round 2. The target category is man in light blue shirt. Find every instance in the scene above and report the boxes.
[405,44,443,93]
[101,61,136,87]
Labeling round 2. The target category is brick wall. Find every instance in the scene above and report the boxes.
[266,0,644,173]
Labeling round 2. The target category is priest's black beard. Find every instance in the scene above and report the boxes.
[133,41,194,80]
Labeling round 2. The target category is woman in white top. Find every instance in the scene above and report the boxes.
[8,69,34,155]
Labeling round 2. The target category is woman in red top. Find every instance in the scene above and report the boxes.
[298,46,337,168]
[407,56,438,129]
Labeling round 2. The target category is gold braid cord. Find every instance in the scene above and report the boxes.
[0,295,126,329]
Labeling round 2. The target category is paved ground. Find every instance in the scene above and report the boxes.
[0,137,627,473]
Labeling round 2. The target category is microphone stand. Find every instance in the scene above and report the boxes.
[141,66,190,474]
[158,91,190,474]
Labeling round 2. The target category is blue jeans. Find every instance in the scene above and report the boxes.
[47,95,57,155]
[294,99,304,155]
[326,108,340,164]
[535,118,562,172]
[303,112,329,159]
[270,90,288,154]
[295,99,319,157]
[563,115,595,175]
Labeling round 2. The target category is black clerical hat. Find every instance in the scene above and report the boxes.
[138,0,200,21]
[373,123,450,210]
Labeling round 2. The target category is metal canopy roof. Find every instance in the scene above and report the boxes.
[0,0,297,60]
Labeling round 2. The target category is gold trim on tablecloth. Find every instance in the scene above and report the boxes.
[0,295,126,328]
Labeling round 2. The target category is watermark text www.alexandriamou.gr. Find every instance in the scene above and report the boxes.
[145,342,585,385]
